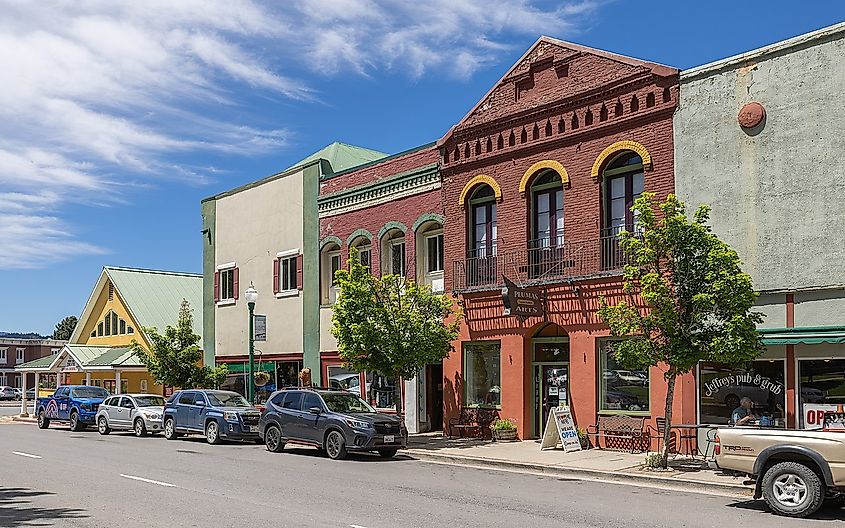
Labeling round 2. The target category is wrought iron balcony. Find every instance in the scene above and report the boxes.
[451,230,635,292]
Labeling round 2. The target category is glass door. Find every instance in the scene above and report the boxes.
[534,363,568,437]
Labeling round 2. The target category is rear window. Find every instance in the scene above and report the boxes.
[282,392,303,411]
[178,392,195,405]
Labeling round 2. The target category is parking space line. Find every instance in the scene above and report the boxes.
[350,525,369,528]
[120,474,176,487]
[12,451,41,459]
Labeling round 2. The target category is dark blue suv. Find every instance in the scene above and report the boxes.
[258,388,407,459]
[163,390,261,444]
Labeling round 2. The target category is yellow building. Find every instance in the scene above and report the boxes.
[17,267,202,398]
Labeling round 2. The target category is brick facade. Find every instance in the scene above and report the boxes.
[0,338,65,388]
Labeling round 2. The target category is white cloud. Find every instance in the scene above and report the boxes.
[0,0,597,269]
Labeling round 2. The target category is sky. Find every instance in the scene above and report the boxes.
[2,0,844,335]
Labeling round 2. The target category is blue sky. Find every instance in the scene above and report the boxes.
[2,1,844,335]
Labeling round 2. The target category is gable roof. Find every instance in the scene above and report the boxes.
[286,142,388,173]
[17,345,144,371]
[69,267,203,347]
[437,36,677,147]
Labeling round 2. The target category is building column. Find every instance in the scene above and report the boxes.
[56,372,62,388]
[19,371,28,417]
[85,371,91,385]
[33,372,40,416]
[115,370,122,394]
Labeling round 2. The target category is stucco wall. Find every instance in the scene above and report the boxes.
[675,28,845,293]
[214,170,305,358]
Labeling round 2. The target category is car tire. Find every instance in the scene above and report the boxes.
[97,416,110,435]
[377,448,398,458]
[762,461,824,518]
[37,409,50,429]
[69,411,85,432]
[164,418,179,440]
[134,418,148,437]
[325,430,347,460]
[264,425,285,453]
[205,420,221,445]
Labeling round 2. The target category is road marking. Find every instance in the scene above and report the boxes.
[12,451,41,459]
[350,525,369,528]
[120,474,176,487]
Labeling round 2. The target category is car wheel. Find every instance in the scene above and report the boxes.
[164,418,179,440]
[205,420,221,445]
[265,425,285,453]
[69,412,85,432]
[325,430,347,460]
[97,416,110,435]
[134,418,148,437]
[762,461,824,518]
[377,448,398,458]
[37,409,50,429]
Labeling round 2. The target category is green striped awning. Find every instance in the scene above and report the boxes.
[760,326,845,345]
[219,361,276,373]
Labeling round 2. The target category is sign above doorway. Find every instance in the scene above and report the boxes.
[502,277,544,318]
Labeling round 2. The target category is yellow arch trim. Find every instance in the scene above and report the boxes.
[590,140,653,182]
[518,160,570,196]
[458,174,503,208]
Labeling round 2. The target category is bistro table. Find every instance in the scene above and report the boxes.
[670,424,717,458]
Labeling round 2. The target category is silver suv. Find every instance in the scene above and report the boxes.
[96,394,165,437]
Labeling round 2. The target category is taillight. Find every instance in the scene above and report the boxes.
[714,434,721,456]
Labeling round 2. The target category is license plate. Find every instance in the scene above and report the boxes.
[247,426,257,432]
[384,435,394,443]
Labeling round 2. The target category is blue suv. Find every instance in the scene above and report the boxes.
[259,387,407,459]
[163,389,261,444]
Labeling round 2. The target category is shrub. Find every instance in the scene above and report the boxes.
[491,418,517,431]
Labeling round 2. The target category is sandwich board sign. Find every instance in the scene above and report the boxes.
[540,407,581,452]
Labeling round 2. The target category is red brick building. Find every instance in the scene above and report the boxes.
[0,337,65,390]
[437,37,690,440]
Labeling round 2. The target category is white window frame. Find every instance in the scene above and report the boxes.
[355,244,372,269]
[51,348,59,355]
[322,249,342,305]
[276,249,300,298]
[384,238,406,277]
[15,348,25,364]
[217,262,237,305]
[0,348,6,363]
[423,230,445,292]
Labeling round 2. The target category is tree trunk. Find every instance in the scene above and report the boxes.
[394,374,404,418]
[660,373,677,469]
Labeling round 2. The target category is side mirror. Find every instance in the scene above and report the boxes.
[308,406,322,415]
[195,400,206,407]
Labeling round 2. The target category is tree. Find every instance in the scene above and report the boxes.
[52,316,78,340]
[598,193,763,468]
[331,249,461,415]
[130,300,227,390]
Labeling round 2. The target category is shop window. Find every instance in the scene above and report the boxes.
[598,339,649,414]
[463,342,501,408]
[276,360,303,389]
[327,365,362,397]
[798,359,845,428]
[366,373,397,410]
[698,360,785,425]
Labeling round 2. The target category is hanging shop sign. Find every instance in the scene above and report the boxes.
[254,315,267,342]
[502,277,544,319]
[540,407,581,452]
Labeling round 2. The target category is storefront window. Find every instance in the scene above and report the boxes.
[598,339,649,413]
[698,360,785,425]
[799,359,845,428]
[366,373,396,410]
[328,365,362,397]
[464,342,501,408]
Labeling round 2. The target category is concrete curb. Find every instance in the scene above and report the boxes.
[408,450,752,496]
[11,416,37,423]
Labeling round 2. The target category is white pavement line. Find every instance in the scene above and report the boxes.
[12,451,41,459]
[119,474,177,488]
[350,525,369,528]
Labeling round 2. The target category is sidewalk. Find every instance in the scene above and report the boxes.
[407,433,751,496]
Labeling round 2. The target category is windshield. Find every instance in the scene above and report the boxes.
[134,396,165,407]
[206,391,250,407]
[322,393,375,414]
[71,387,109,399]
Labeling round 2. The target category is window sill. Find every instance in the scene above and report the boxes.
[320,304,335,309]
[597,410,650,417]
[275,290,299,299]
[216,299,236,307]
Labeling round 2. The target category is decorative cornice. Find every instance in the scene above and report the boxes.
[346,229,373,246]
[458,175,503,209]
[590,140,652,182]
[518,160,570,196]
[412,213,445,232]
[377,221,408,240]
[318,163,440,218]
[320,236,342,250]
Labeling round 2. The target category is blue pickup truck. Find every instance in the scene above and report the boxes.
[37,385,110,431]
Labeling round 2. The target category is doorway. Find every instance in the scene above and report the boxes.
[426,363,444,431]
[531,339,569,438]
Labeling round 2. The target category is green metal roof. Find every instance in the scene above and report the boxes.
[83,347,136,367]
[105,267,203,346]
[17,345,145,370]
[16,355,55,369]
[760,326,845,345]
[286,142,387,173]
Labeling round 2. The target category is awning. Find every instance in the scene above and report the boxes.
[220,361,277,373]
[760,326,845,346]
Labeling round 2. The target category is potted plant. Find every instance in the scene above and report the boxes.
[577,426,589,449]
[491,418,518,441]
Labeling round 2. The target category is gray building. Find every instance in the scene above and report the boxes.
[675,22,845,429]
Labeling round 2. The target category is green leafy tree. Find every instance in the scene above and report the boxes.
[131,300,227,389]
[331,249,461,415]
[52,316,78,340]
[598,193,763,467]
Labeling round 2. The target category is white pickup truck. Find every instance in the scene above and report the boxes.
[711,426,845,517]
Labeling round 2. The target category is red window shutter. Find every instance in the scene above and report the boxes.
[233,267,239,300]
[296,254,303,290]
[213,271,219,302]
[273,258,280,294]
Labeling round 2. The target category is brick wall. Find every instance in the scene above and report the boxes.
[320,146,438,195]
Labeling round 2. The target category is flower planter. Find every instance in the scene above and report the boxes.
[491,428,518,442]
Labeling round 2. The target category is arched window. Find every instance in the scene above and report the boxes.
[349,236,372,270]
[380,228,406,277]
[415,219,444,292]
[529,169,564,249]
[90,309,132,338]
[602,152,644,237]
[467,185,497,286]
[320,241,341,305]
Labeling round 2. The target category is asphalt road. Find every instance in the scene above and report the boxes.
[0,422,841,528]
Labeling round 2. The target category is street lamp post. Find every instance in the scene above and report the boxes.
[244,282,258,404]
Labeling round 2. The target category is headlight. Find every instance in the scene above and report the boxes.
[224,411,239,422]
[345,419,371,430]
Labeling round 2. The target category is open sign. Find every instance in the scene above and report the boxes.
[804,404,844,430]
